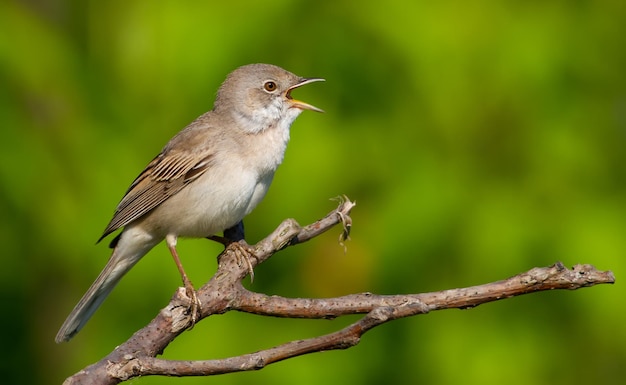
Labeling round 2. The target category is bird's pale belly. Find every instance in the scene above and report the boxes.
[148,168,273,238]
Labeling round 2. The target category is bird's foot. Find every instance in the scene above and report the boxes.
[226,241,257,282]
[209,235,257,282]
[182,277,201,327]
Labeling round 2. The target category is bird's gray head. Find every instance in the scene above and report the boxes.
[215,63,324,133]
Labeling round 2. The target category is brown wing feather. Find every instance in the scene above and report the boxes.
[98,151,214,243]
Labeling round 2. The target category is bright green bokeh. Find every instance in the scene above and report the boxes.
[1,1,624,384]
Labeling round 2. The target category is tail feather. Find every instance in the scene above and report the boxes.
[55,235,155,343]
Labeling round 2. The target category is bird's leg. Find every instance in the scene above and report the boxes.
[165,234,200,325]
[208,221,256,281]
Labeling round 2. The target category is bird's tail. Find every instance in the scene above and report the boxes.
[55,235,155,343]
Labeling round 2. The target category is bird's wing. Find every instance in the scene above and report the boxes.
[98,149,214,243]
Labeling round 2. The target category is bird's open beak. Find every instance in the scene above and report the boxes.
[286,78,325,113]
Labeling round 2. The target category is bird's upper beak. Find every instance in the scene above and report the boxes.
[286,78,325,113]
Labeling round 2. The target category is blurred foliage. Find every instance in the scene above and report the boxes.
[1,0,625,384]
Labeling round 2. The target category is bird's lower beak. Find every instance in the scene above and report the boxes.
[286,78,325,113]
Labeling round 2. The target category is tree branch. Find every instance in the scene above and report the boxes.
[62,197,615,384]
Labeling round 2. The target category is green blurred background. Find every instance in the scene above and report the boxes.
[1,0,625,384]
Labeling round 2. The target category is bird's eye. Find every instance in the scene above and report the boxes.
[263,81,277,92]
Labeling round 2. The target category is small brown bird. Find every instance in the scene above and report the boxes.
[55,63,324,343]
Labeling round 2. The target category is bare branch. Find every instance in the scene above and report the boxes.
[61,198,614,385]
[233,262,615,318]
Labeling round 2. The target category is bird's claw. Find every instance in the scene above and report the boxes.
[227,241,256,282]
[182,279,201,327]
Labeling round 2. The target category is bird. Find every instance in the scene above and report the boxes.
[55,63,324,343]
